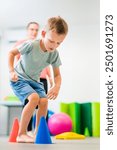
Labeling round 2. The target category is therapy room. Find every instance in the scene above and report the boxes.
[0,0,100,150]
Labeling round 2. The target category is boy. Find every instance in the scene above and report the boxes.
[15,21,53,136]
[8,16,68,143]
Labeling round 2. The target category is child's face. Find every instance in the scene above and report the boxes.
[42,29,66,52]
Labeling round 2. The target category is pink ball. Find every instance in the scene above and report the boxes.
[48,113,72,135]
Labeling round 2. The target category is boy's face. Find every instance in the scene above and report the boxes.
[42,29,66,52]
[27,24,39,39]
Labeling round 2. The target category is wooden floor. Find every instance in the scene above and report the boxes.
[0,136,99,150]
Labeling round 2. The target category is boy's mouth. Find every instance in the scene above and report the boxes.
[50,48,53,51]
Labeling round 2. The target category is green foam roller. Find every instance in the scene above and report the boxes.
[92,102,100,137]
[69,102,81,133]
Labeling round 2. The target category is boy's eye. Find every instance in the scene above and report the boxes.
[57,42,60,45]
[48,39,61,45]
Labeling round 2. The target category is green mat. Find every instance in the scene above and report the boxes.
[92,102,100,137]
[60,102,69,114]
[69,102,81,133]
[60,101,100,137]
[80,102,92,136]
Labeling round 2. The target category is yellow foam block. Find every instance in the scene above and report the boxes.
[55,132,85,140]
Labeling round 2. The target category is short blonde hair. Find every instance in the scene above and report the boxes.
[46,16,68,35]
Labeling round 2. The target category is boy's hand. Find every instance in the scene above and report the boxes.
[10,71,18,82]
[47,85,60,100]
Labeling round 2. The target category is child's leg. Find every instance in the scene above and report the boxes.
[17,93,40,143]
[34,98,48,135]
[23,99,33,132]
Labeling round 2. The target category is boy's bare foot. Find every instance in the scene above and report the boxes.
[27,131,36,141]
[16,134,34,143]
[27,131,34,137]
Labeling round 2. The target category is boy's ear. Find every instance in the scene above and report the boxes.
[41,30,46,37]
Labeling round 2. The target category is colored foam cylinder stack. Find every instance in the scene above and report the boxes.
[35,116,52,144]
[92,102,100,137]
[80,103,92,136]
[69,102,81,133]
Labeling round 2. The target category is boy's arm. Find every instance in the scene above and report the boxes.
[8,48,20,81]
[46,67,54,88]
[47,67,61,100]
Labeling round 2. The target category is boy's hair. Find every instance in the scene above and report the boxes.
[46,16,68,35]
[26,22,39,29]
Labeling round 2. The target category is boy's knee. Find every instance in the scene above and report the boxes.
[40,98,48,107]
[28,93,40,106]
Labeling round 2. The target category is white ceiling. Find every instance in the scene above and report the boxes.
[0,0,99,30]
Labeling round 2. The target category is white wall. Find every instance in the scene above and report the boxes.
[0,0,100,112]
